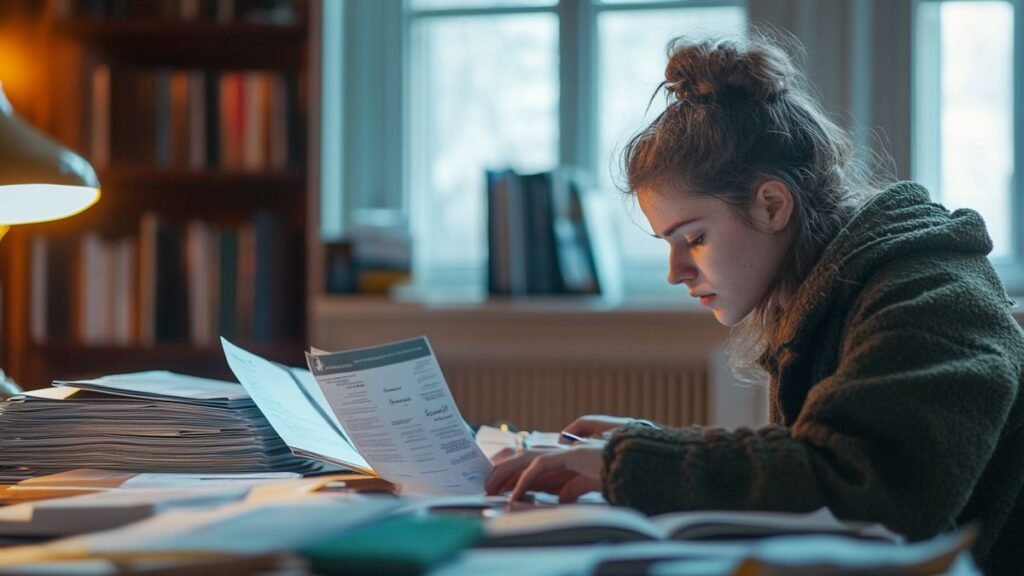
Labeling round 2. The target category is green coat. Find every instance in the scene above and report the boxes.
[602,182,1024,574]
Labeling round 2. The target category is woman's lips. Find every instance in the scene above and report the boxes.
[699,294,716,306]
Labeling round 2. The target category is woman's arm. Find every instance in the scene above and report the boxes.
[603,253,1021,541]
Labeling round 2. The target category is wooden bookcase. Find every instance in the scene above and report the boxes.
[0,0,314,388]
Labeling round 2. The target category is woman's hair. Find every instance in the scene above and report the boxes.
[621,32,886,377]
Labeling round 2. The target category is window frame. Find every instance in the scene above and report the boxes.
[912,0,1024,293]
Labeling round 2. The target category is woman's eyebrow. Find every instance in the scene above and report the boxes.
[651,217,702,239]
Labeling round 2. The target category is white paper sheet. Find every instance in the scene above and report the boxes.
[122,472,301,489]
[475,425,522,460]
[306,336,493,495]
[51,497,399,556]
[220,338,371,473]
[52,371,251,407]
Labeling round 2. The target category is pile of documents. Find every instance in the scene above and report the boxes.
[0,371,320,483]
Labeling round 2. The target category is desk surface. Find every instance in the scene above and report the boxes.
[0,482,982,576]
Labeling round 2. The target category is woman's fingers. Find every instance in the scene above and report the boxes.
[558,475,601,503]
[527,469,576,494]
[490,447,518,464]
[498,470,523,495]
[485,451,529,495]
[508,444,606,502]
[561,417,600,438]
[509,452,565,503]
[496,464,573,496]
[562,415,631,439]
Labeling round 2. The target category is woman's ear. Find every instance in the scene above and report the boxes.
[751,180,794,233]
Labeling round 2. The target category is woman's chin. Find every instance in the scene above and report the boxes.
[711,306,743,327]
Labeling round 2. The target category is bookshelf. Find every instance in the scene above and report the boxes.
[0,0,313,387]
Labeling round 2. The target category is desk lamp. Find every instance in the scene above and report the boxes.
[0,83,101,398]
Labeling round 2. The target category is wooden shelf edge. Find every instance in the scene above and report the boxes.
[54,19,307,43]
[98,168,307,187]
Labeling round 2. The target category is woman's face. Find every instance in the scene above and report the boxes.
[638,183,794,326]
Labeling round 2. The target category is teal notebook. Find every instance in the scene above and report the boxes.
[301,515,483,576]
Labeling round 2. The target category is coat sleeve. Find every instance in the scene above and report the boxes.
[601,254,1021,540]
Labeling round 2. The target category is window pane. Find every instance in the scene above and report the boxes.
[409,15,559,271]
[409,0,555,9]
[597,7,747,266]
[919,1,1015,259]
[597,0,711,4]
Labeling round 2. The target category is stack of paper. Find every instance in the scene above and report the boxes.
[0,371,320,482]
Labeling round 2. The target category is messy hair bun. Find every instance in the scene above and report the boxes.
[663,38,794,102]
[623,31,884,380]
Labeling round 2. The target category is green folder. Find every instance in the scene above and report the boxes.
[301,515,483,576]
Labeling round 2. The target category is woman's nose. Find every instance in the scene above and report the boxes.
[667,248,698,285]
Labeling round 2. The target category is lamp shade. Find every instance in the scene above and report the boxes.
[0,83,100,226]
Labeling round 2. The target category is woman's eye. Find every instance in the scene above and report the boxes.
[687,234,705,247]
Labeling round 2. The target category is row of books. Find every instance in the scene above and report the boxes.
[486,170,601,296]
[56,0,303,23]
[90,67,303,172]
[29,212,301,347]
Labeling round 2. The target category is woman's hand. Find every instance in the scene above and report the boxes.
[485,442,605,503]
[562,415,637,439]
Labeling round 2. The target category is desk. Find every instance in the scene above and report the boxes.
[0,482,982,576]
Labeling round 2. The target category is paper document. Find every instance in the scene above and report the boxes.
[475,425,522,460]
[306,337,493,495]
[0,486,249,537]
[50,498,400,557]
[221,338,371,474]
[53,371,251,407]
[0,372,316,482]
[122,472,301,489]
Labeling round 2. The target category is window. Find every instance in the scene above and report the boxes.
[326,1,1024,300]
[597,5,746,267]
[408,5,559,281]
[915,0,1020,281]
[400,0,745,296]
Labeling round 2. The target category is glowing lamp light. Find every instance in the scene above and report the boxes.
[0,82,100,397]
[0,82,101,240]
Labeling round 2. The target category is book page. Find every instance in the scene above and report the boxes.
[652,507,903,542]
[306,337,492,495]
[221,338,371,473]
[482,505,664,546]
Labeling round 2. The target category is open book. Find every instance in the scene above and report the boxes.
[482,506,902,546]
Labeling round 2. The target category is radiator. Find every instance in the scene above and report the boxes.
[440,358,709,432]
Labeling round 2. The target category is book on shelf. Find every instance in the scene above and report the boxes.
[185,220,218,347]
[89,64,110,170]
[91,67,301,171]
[29,210,298,348]
[55,0,302,23]
[486,169,609,297]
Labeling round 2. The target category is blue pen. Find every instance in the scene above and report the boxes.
[560,431,587,444]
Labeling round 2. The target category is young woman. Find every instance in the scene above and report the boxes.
[485,36,1023,574]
